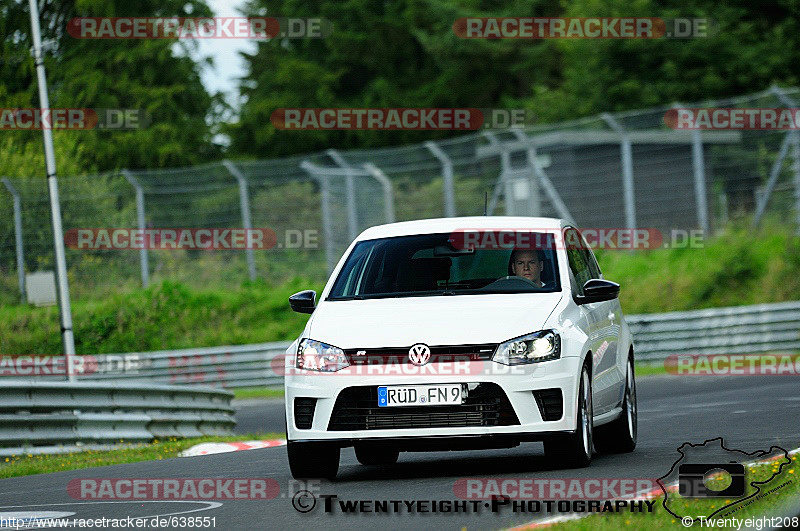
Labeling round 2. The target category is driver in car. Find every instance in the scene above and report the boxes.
[508,248,550,288]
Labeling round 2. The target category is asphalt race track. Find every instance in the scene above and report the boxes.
[1,375,798,530]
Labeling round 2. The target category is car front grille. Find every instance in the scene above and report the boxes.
[327,383,519,431]
[343,343,498,365]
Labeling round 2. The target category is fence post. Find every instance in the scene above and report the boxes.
[121,170,149,288]
[424,141,456,217]
[691,129,710,233]
[362,163,396,223]
[223,160,256,281]
[483,132,515,215]
[300,161,336,274]
[673,103,710,233]
[1,178,26,303]
[753,132,792,228]
[792,134,800,236]
[326,149,358,242]
[602,113,637,230]
[512,130,541,217]
[770,86,800,235]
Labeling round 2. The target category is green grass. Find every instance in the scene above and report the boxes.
[233,387,285,400]
[596,221,800,314]
[0,223,797,356]
[541,453,800,530]
[0,434,284,479]
[0,277,322,355]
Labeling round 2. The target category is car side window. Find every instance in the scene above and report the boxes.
[581,246,602,280]
[564,228,591,296]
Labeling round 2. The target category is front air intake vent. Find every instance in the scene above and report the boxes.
[533,389,563,421]
[294,398,317,429]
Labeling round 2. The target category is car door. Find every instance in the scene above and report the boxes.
[579,242,622,414]
[564,228,606,415]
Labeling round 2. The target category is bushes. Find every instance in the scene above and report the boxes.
[1,223,797,355]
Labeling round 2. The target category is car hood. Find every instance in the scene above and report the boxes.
[306,293,563,348]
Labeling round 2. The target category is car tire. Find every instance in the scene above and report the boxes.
[594,357,637,454]
[354,444,400,466]
[287,441,340,480]
[544,363,592,468]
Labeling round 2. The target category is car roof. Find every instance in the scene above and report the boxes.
[356,216,568,241]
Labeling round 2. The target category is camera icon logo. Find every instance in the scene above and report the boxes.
[678,462,745,498]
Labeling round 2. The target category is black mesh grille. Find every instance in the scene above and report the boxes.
[294,397,317,429]
[533,389,563,421]
[327,383,519,431]
[343,343,497,365]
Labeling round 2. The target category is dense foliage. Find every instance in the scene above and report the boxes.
[4,0,800,165]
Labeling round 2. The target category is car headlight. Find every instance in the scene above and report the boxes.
[296,339,350,372]
[492,330,561,365]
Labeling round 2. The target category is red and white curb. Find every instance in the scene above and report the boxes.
[180,439,286,457]
[512,446,800,530]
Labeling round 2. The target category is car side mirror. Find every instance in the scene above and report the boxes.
[577,279,620,304]
[289,290,317,314]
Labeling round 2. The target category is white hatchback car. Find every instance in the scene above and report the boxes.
[284,217,637,479]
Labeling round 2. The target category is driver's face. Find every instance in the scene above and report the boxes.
[512,251,542,284]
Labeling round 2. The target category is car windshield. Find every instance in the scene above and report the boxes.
[328,232,561,300]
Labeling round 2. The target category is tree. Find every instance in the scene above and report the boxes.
[528,0,800,121]
[0,0,221,172]
[227,0,563,157]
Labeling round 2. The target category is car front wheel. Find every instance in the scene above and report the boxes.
[287,441,340,480]
[544,363,592,468]
[594,356,637,454]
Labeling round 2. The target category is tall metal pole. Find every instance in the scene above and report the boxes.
[28,0,76,381]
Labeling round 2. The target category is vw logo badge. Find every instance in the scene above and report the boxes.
[408,343,431,366]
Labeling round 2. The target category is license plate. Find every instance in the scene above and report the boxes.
[377,384,463,407]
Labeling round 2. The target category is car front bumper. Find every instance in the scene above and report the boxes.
[285,356,582,444]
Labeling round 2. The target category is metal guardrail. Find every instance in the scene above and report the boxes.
[85,342,289,388]
[627,300,800,362]
[1,301,798,388]
[0,381,235,455]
